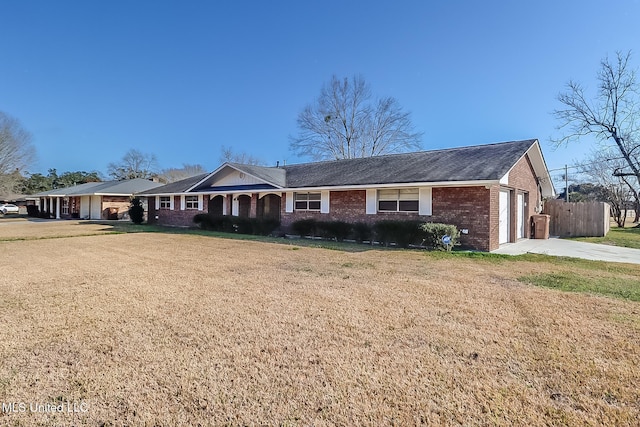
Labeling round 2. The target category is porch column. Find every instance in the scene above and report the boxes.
[49,197,54,217]
[250,194,258,218]
[55,197,61,219]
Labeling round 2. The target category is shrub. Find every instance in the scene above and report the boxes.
[26,205,40,217]
[251,218,281,236]
[317,220,353,241]
[352,222,373,243]
[420,222,460,251]
[292,218,317,237]
[129,197,145,224]
[373,220,423,248]
[193,214,280,236]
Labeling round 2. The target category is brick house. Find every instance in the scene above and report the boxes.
[32,179,163,220]
[139,139,554,251]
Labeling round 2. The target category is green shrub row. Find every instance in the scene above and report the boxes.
[291,218,460,250]
[193,214,280,236]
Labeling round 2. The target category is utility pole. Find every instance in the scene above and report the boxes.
[565,164,569,202]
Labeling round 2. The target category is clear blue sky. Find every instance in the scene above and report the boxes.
[2,1,639,189]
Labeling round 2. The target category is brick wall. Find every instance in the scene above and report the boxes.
[147,195,205,227]
[507,154,542,241]
[281,187,493,251]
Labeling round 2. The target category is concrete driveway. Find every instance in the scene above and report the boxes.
[492,237,640,265]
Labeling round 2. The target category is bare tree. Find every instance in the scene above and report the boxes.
[554,51,640,190]
[158,164,207,183]
[107,149,158,180]
[576,150,633,227]
[290,75,423,160]
[0,111,35,195]
[220,145,264,165]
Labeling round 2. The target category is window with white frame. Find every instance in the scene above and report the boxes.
[159,196,171,209]
[185,195,198,210]
[62,198,69,215]
[378,188,419,212]
[294,192,321,211]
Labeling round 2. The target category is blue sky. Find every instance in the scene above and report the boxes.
[2,1,639,189]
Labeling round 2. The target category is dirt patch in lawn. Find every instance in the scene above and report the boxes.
[0,232,639,425]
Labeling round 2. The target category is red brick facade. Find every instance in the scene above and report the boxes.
[145,153,542,251]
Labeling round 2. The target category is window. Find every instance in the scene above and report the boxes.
[378,189,419,212]
[185,195,198,210]
[159,196,171,209]
[294,192,321,211]
[62,198,69,215]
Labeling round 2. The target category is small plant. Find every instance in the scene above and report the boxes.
[129,197,145,224]
[420,222,460,251]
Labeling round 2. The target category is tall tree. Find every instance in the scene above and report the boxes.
[220,145,264,165]
[107,149,158,180]
[290,75,423,160]
[0,111,35,195]
[158,164,207,183]
[554,51,640,190]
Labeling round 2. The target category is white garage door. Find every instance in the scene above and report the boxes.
[499,190,510,244]
[90,196,102,219]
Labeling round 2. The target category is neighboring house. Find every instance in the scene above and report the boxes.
[31,179,163,220]
[139,139,555,251]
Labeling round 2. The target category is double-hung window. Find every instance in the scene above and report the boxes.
[159,196,171,209]
[185,195,198,210]
[295,192,321,211]
[378,189,419,212]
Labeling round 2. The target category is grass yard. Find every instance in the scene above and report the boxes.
[0,220,639,425]
[571,222,640,249]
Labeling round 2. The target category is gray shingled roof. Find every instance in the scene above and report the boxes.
[282,139,537,187]
[33,179,163,197]
[139,140,540,195]
[137,173,209,195]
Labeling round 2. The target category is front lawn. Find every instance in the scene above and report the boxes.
[570,223,640,249]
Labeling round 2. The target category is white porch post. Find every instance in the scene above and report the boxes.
[49,197,53,217]
[55,197,61,219]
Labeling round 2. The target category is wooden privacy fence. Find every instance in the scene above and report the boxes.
[543,200,610,237]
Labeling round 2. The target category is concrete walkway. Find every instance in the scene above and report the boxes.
[492,237,640,265]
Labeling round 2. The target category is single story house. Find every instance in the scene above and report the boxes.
[32,178,163,220]
[139,139,555,251]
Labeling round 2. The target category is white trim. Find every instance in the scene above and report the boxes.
[419,187,433,216]
[365,189,377,214]
[320,191,330,214]
[140,180,501,197]
[285,192,294,213]
[499,171,509,185]
[185,163,284,192]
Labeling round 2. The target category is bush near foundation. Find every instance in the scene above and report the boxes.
[193,214,280,236]
[316,220,353,242]
[291,218,318,237]
[373,220,424,248]
[129,197,145,224]
[352,222,373,243]
[420,222,460,251]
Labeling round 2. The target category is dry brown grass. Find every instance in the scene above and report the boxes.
[0,222,639,425]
